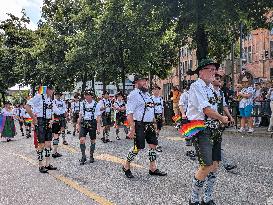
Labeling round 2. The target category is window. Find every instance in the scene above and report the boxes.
[248,46,252,63]
[189,60,193,69]
[270,41,273,58]
[270,68,273,79]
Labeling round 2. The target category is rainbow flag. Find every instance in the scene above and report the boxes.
[24,118,33,123]
[179,120,205,139]
[172,114,182,123]
[38,86,47,94]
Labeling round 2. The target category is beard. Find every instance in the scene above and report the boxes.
[139,86,149,93]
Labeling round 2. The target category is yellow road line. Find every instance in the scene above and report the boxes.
[13,153,115,205]
[61,145,143,169]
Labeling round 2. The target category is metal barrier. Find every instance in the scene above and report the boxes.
[230,100,271,128]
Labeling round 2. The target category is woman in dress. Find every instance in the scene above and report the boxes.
[0,101,16,142]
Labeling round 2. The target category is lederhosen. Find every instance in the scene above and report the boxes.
[193,88,224,166]
[72,101,80,123]
[115,101,126,125]
[36,95,53,143]
[19,109,24,127]
[134,92,158,149]
[56,100,66,128]
[154,97,164,130]
[102,99,112,126]
[79,102,97,139]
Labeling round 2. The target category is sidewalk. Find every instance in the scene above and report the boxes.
[224,126,273,137]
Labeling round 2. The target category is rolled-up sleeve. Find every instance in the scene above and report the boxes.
[126,93,137,115]
[95,103,101,118]
[191,85,211,112]
[27,94,41,107]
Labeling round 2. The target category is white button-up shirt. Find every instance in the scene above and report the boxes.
[79,100,101,121]
[127,88,155,122]
[186,78,215,120]
[152,96,164,114]
[179,91,189,112]
[71,101,81,113]
[27,94,61,119]
[113,100,126,113]
[53,99,67,114]
[99,98,112,114]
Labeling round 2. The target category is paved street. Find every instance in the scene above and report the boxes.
[1,123,273,205]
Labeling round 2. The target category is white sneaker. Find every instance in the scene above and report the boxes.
[238,127,245,133]
[247,128,254,133]
[267,128,272,132]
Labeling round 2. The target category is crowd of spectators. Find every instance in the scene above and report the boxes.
[171,77,273,133]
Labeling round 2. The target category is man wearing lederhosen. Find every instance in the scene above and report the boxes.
[53,91,68,145]
[71,94,81,136]
[122,75,167,178]
[77,90,101,165]
[99,91,112,143]
[151,85,164,152]
[17,103,25,136]
[186,59,229,205]
[113,91,128,140]
[25,84,61,173]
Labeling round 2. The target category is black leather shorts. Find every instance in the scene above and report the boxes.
[35,118,52,143]
[193,128,222,166]
[135,121,158,149]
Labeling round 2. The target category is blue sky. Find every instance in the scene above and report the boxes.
[0,0,43,30]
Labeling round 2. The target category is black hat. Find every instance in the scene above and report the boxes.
[187,59,220,75]
[128,74,148,83]
[115,91,123,97]
[103,91,109,95]
[152,85,161,90]
[84,89,95,96]
[54,91,62,95]
[4,101,12,105]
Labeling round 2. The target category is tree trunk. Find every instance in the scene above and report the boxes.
[102,80,107,93]
[81,71,87,93]
[118,44,126,93]
[1,92,5,103]
[31,83,36,96]
[195,0,208,61]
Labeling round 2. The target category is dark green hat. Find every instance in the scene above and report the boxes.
[187,59,220,75]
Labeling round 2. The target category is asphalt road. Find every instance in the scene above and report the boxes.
[0,123,273,205]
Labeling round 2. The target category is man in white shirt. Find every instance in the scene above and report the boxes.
[186,59,229,205]
[25,84,61,173]
[77,90,101,164]
[99,91,112,143]
[71,94,81,136]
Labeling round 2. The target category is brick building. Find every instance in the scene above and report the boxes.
[155,28,273,100]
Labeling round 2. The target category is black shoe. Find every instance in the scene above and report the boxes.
[63,140,68,145]
[22,133,25,136]
[126,135,130,139]
[73,131,76,136]
[156,146,163,152]
[7,138,11,142]
[52,152,62,158]
[201,200,216,205]
[89,156,94,163]
[116,136,121,140]
[224,164,237,171]
[101,137,107,143]
[45,164,57,170]
[67,131,71,134]
[106,139,111,142]
[26,134,31,138]
[189,199,200,205]
[122,166,134,178]
[39,166,48,173]
[149,169,167,176]
[80,157,87,165]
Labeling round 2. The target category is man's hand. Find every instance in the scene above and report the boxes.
[76,123,80,133]
[220,116,229,124]
[229,117,235,125]
[128,127,136,139]
[97,125,101,135]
